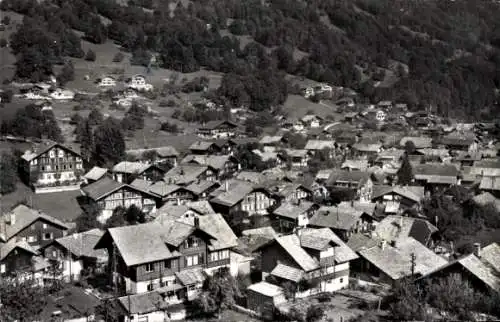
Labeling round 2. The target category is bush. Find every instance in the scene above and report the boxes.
[0,89,13,103]
[306,305,325,322]
[112,52,125,63]
[171,109,181,119]
[85,49,96,61]
[160,121,179,133]
[1,16,11,25]
[0,38,7,48]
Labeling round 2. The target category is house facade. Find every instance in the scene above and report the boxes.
[98,76,117,87]
[81,177,158,223]
[127,75,153,91]
[20,142,84,193]
[210,181,277,215]
[197,121,238,139]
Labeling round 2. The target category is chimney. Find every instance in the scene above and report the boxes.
[473,242,481,257]
[176,198,181,206]
[8,213,15,226]
[194,216,200,228]
[295,227,303,237]
[225,180,229,192]
[399,216,403,228]
[380,240,387,250]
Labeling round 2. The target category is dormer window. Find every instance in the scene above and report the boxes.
[58,150,64,158]
[49,151,55,158]
[185,237,198,248]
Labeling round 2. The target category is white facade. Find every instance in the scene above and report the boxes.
[98,77,116,87]
[50,89,75,100]
[60,258,84,281]
[123,311,167,322]
[123,275,176,294]
[128,76,153,91]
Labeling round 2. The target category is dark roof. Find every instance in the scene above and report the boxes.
[413,164,459,177]
[198,120,238,130]
[326,170,371,186]
[81,177,126,200]
[21,141,81,162]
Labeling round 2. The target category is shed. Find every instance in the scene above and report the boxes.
[247,281,286,315]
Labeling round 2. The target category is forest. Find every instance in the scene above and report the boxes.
[3,0,500,118]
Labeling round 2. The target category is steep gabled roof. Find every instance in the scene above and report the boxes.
[274,234,319,271]
[0,240,38,261]
[48,229,107,261]
[371,185,424,203]
[21,141,81,162]
[0,205,69,242]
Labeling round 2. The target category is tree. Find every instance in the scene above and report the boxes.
[192,267,241,318]
[87,108,104,126]
[105,206,127,229]
[113,52,125,63]
[0,152,17,194]
[404,140,417,155]
[85,49,96,61]
[57,61,75,86]
[93,118,126,167]
[306,305,325,322]
[75,205,101,232]
[125,204,146,224]
[425,274,476,318]
[388,279,428,321]
[397,153,413,185]
[0,279,47,321]
[281,281,297,301]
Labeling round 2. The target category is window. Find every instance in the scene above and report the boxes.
[49,151,55,158]
[185,237,198,249]
[52,250,57,257]
[43,224,47,229]
[164,260,171,269]
[28,236,37,243]
[210,252,219,262]
[189,285,196,291]
[46,165,52,171]
[0,264,5,274]
[43,233,53,240]
[340,278,344,283]
[145,263,154,272]
[58,150,64,158]
[147,283,154,291]
[186,255,199,267]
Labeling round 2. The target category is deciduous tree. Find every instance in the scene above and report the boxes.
[93,118,125,167]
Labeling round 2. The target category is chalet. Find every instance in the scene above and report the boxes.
[163,165,216,185]
[282,118,305,132]
[41,229,107,281]
[341,159,368,172]
[97,76,117,87]
[300,115,323,128]
[260,135,284,146]
[281,149,309,168]
[375,110,386,122]
[0,240,48,281]
[414,148,451,162]
[181,154,240,179]
[453,151,482,167]
[112,161,165,184]
[127,74,153,91]
[94,213,238,295]
[83,166,109,185]
[479,176,500,197]
[375,149,404,167]
[184,180,220,200]
[126,146,179,168]
[265,182,312,204]
[418,243,500,294]
[437,135,478,152]
[197,120,238,139]
[81,177,159,223]
[304,140,336,156]
[48,88,74,100]
[326,170,373,196]
[155,201,216,222]
[412,164,459,193]
[0,204,69,248]
[352,143,382,157]
[377,100,393,109]
[373,215,438,247]
[137,180,197,205]
[20,141,84,193]
[116,292,170,322]
[337,201,377,220]
[470,160,500,178]
[210,180,277,215]
[38,286,101,322]
[252,148,286,168]
[400,137,433,150]
[257,228,358,297]
[344,112,359,123]
[189,141,223,155]
[272,201,319,233]
[308,205,369,240]
[347,236,447,284]
[371,185,425,214]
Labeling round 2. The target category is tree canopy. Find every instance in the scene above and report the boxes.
[93,118,126,167]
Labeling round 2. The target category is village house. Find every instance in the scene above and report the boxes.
[281,149,310,168]
[210,180,277,216]
[184,180,221,201]
[412,164,459,194]
[272,201,319,233]
[0,204,69,248]
[252,148,286,168]
[112,161,166,184]
[373,215,438,247]
[377,100,393,110]
[196,120,238,139]
[97,75,117,87]
[181,154,240,179]
[371,185,425,214]
[308,205,372,240]
[257,228,358,297]
[155,201,216,221]
[41,229,107,282]
[418,243,500,294]
[247,281,286,318]
[189,141,223,155]
[470,160,500,178]
[0,239,49,282]
[131,180,197,206]
[126,146,179,168]
[83,166,109,185]
[126,74,153,91]
[414,148,451,162]
[304,140,336,157]
[399,136,433,150]
[260,135,285,147]
[341,159,369,172]
[266,181,312,204]
[94,213,238,296]
[163,165,216,186]
[20,141,84,193]
[436,134,478,152]
[81,177,159,223]
[479,176,500,198]
[352,143,383,158]
[116,291,171,322]
[326,170,373,197]
[453,151,482,167]
[38,285,101,321]
[347,235,447,284]
[300,114,323,128]
[374,149,405,167]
